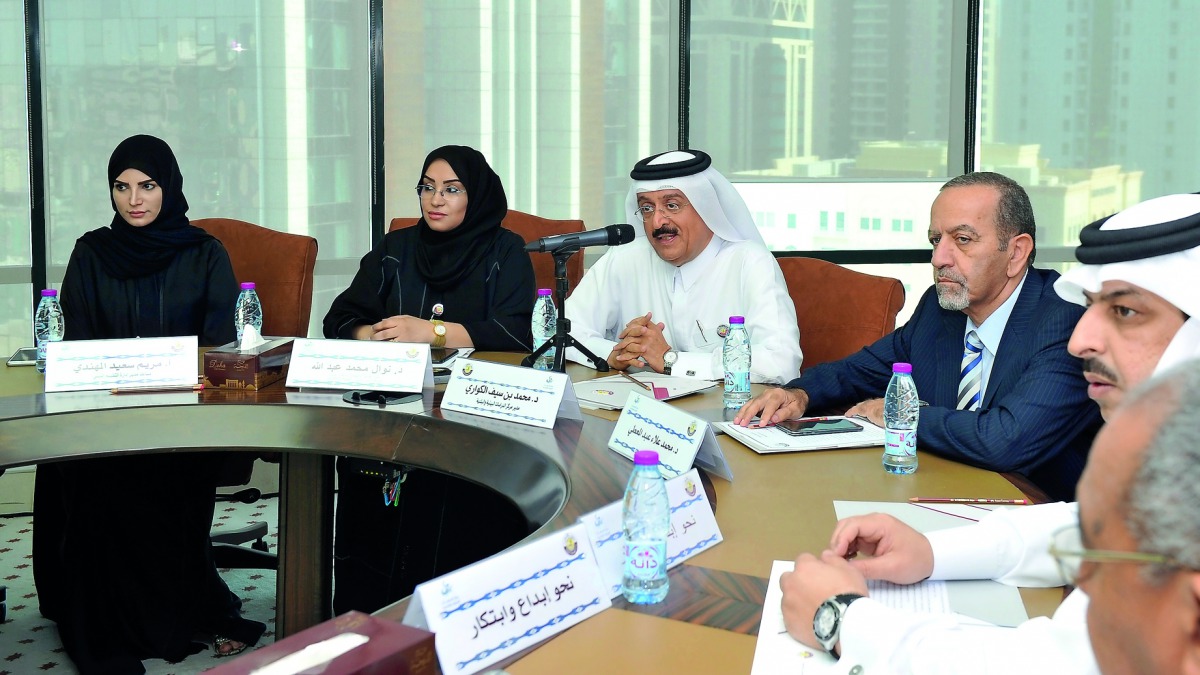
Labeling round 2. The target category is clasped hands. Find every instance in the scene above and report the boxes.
[608,312,672,372]
[354,315,433,343]
[780,513,934,651]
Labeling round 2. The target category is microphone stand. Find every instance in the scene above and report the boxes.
[521,244,609,373]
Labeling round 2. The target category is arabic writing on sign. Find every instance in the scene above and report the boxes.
[470,577,577,639]
[74,359,166,373]
[462,383,540,404]
[308,361,402,375]
[629,424,679,456]
[666,514,698,540]
[472,397,521,412]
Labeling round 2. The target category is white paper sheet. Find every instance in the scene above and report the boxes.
[572,373,717,410]
[715,416,885,454]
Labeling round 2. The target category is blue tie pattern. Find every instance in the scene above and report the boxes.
[957,330,984,411]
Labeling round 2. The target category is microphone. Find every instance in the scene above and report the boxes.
[524,224,636,253]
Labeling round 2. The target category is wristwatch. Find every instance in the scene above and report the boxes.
[431,319,447,348]
[813,593,865,656]
[662,349,678,375]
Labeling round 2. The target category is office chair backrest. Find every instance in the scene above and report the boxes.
[193,218,319,338]
[777,256,905,372]
[389,209,586,295]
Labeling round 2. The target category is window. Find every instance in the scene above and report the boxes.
[41,1,371,337]
[0,0,31,353]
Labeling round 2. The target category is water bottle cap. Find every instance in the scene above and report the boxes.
[41,288,58,297]
[892,362,913,374]
[633,450,659,466]
[240,282,256,290]
[728,316,745,324]
[537,288,553,296]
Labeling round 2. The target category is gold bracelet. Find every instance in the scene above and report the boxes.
[431,319,447,348]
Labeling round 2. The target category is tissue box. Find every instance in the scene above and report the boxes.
[203,337,294,390]
[207,611,439,675]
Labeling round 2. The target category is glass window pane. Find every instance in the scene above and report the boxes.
[382,0,673,233]
[980,2,1191,248]
[41,1,371,338]
[690,0,955,180]
[0,0,31,352]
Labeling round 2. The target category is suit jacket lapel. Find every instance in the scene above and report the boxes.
[937,308,967,409]
[982,269,1042,408]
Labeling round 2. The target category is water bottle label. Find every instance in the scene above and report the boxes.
[724,371,751,394]
[884,429,917,457]
[623,542,665,581]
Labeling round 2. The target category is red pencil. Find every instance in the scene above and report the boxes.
[909,497,1028,505]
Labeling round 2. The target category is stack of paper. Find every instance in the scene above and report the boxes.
[572,373,717,410]
[715,416,885,454]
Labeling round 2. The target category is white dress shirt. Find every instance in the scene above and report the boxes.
[834,502,1097,674]
[564,236,801,383]
[964,272,1026,399]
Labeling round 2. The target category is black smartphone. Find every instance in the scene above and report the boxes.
[7,346,38,367]
[775,418,863,436]
[430,347,459,365]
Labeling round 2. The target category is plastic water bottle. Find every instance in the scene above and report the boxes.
[34,289,65,374]
[621,450,670,604]
[883,362,920,474]
[234,282,263,342]
[722,316,751,409]
[531,288,557,370]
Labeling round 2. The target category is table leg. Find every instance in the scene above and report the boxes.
[275,452,334,637]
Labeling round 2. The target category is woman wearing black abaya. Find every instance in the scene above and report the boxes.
[323,145,535,613]
[33,135,265,674]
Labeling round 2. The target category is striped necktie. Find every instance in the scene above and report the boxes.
[957,330,984,411]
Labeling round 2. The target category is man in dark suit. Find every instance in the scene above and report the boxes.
[735,172,1101,500]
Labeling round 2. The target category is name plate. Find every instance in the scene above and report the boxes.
[608,391,733,480]
[441,358,581,429]
[44,336,198,393]
[580,468,724,598]
[403,523,610,675]
[286,338,432,392]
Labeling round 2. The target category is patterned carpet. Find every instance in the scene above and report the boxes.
[0,497,280,675]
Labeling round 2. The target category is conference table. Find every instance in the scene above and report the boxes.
[0,353,1063,672]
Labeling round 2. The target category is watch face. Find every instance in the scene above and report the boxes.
[664,351,678,365]
[814,603,838,640]
[434,325,447,336]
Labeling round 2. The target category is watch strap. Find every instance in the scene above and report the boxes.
[662,349,678,375]
[814,593,865,657]
[431,319,447,348]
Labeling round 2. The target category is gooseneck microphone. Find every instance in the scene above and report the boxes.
[524,223,636,253]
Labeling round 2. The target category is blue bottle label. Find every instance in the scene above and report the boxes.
[624,541,665,581]
[884,429,917,457]
[724,371,750,394]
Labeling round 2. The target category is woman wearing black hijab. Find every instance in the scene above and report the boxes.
[323,144,534,348]
[33,135,264,673]
[323,145,535,614]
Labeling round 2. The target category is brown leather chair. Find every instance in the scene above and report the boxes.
[389,210,585,294]
[192,218,319,338]
[191,217,318,567]
[777,257,905,372]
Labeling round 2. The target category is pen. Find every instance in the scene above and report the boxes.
[908,497,1028,505]
[619,370,652,392]
[111,384,205,394]
[620,370,669,400]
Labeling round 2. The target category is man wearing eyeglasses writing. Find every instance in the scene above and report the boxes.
[564,149,801,383]
[777,194,1200,673]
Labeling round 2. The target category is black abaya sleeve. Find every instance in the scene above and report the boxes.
[323,238,390,339]
[457,229,535,351]
[59,242,103,341]
[199,241,239,346]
